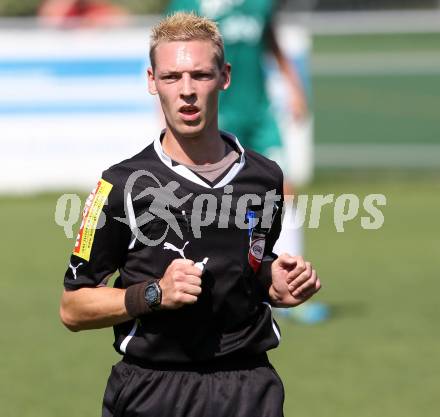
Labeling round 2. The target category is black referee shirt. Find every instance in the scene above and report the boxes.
[64,131,284,363]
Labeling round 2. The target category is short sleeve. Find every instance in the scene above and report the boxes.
[63,175,131,290]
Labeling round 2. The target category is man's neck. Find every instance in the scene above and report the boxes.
[162,127,226,166]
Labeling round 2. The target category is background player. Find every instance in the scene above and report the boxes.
[38,0,128,27]
[166,0,307,259]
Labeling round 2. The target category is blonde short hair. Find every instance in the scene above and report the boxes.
[149,12,225,70]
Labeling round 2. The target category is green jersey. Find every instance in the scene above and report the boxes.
[166,0,275,118]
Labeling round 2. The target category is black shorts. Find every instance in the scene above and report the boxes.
[102,353,284,417]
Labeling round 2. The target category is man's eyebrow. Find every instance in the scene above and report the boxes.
[191,67,216,73]
[191,65,217,71]
[158,66,216,74]
[158,70,181,76]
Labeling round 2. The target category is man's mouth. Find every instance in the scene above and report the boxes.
[179,105,199,114]
[179,105,201,121]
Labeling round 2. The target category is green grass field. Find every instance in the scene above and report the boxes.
[314,74,440,145]
[1,172,439,417]
[312,33,440,148]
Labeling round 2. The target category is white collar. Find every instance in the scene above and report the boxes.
[153,130,246,189]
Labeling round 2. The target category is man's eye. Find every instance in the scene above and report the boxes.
[163,74,179,81]
[193,73,212,80]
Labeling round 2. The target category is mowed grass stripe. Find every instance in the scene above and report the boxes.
[310,32,440,152]
[312,32,440,54]
[315,145,440,168]
[312,51,440,76]
[313,74,440,146]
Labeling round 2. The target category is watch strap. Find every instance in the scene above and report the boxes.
[125,279,156,318]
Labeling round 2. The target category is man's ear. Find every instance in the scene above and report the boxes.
[147,67,158,95]
[220,63,231,91]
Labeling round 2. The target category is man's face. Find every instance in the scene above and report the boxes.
[148,40,230,139]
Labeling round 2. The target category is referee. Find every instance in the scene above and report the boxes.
[61,12,321,417]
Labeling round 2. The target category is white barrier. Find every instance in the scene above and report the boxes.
[0,22,312,193]
[0,26,161,192]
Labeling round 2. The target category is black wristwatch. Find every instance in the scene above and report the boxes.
[144,281,162,309]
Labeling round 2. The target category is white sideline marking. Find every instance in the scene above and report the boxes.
[281,10,440,35]
[313,52,440,76]
[315,145,440,168]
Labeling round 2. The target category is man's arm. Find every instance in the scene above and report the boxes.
[266,24,308,120]
[60,259,203,332]
[60,287,130,332]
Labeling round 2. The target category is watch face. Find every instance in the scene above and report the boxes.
[145,283,160,306]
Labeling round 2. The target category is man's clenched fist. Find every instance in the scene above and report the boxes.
[269,254,321,307]
[159,259,203,309]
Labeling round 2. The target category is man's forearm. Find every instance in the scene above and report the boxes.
[60,287,132,331]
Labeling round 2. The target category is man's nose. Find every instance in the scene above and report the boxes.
[180,73,195,98]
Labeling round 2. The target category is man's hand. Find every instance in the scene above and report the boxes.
[159,259,203,309]
[269,254,321,307]
[290,87,308,121]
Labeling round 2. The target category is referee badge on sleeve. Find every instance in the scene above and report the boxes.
[246,202,279,273]
[73,178,113,261]
[246,207,267,273]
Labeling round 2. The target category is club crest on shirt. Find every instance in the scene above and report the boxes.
[248,232,266,273]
